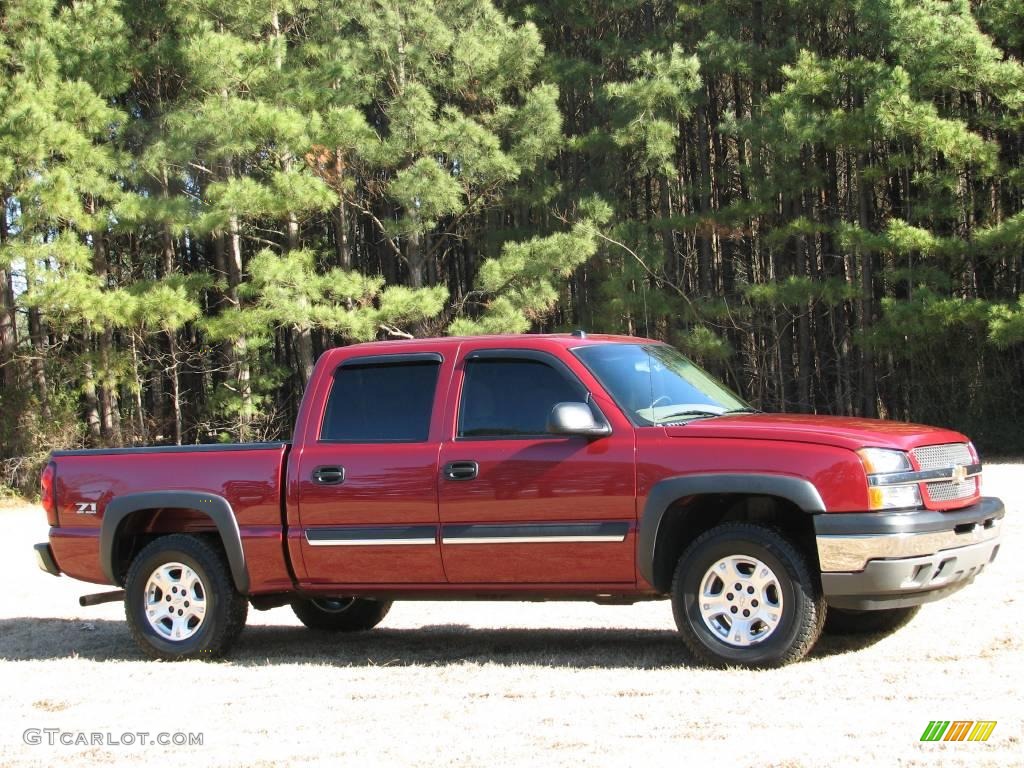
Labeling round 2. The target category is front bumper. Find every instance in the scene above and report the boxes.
[34,542,62,577]
[814,497,1003,610]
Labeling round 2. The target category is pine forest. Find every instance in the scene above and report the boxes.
[2,0,1023,493]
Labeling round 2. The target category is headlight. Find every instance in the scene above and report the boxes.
[857,448,921,510]
[856,448,912,475]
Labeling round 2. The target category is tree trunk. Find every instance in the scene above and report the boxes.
[0,194,17,390]
[81,332,102,442]
[129,334,148,443]
[160,168,176,277]
[27,307,50,420]
[295,326,315,386]
[168,330,183,445]
[856,150,877,418]
[334,150,351,269]
[406,229,425,288]
[89,198,121,444]
[694,99,714,294]
[796,152,812,412]
[227,215,252,440]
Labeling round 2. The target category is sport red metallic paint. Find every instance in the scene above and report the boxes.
[34,333,1004,666]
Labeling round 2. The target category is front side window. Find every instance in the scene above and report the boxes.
[458,358,586,438]
[321,360,440,442]
[573,343,750,425]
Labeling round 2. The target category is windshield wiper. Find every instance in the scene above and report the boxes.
[653,406,759,424]
[653,410,722,424]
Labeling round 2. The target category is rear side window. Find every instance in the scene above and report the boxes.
[458,358,585,438]
[321,361,440,442]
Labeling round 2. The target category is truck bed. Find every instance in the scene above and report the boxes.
[49,442,293,593]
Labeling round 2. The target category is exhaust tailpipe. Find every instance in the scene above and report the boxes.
[79,590,125,607]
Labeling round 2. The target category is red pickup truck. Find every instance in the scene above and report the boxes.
[34,333,1004,667]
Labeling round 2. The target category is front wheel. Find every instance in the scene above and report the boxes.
[671,523,825,668]
[290,597,392,631]
[124,534,248,661]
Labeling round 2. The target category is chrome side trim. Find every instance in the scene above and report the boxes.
[306,537,436,547]
[441,521,629,545]
[305,525,437,547]
[305,522,631,547]
[868,463,982,487]
[442,534,627,545]
[817,517,1002,572]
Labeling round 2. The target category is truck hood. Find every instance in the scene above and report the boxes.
[664,413,968,452]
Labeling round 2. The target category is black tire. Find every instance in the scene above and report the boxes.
[290,597,392,631]
[124,534,248,661]
[823,605,920,636]
[671,522,826,668]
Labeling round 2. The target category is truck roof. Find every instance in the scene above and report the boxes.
[333,332,658,354]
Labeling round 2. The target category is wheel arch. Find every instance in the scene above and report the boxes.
[100,491,249,593]
[640,473,825,592]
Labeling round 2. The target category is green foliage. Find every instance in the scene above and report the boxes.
[389,158,466,233]
[1,0,1022,455]
[744,277,860,308]
[451,199,610,334]
[676,325,732,362]
[988,298,1024,348]
[207,249,448,343]
[127,276,211,333]
[603,45,702,174]
[865,290,991,356]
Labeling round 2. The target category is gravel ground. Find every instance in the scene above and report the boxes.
[0,465,1020,767]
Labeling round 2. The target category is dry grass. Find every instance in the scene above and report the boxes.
[0,466,1020,767]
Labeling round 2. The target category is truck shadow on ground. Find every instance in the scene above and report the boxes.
[0,617,889,668]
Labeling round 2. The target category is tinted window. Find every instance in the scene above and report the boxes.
[459,358,585,438]
[321,361,440,442]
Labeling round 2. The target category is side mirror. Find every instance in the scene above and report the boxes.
[547,402,611,438]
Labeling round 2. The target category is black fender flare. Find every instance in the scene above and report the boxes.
[638,473,826,589]
[99,491,250,593]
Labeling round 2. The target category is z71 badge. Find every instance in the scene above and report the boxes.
[74,502,97,515]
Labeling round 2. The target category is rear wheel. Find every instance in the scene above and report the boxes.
[124,534,248,661]
[290,597,392,631]
[671,522,825,668]
[823,605,920,636]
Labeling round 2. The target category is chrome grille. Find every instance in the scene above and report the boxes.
[911,443,978,504]
[925,478,978,502]
[911,443,972,471]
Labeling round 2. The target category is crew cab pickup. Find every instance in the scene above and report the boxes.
[34,334,1004,666]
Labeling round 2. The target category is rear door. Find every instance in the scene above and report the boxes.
[295,352,449,585]
[437,348,637,584]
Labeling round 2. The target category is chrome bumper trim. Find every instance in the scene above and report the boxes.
[817,516,1002,572]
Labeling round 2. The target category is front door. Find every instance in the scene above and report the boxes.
[295,353,448,585]
[438,349,636,584]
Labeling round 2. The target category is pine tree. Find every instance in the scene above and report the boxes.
[0,0,129,447]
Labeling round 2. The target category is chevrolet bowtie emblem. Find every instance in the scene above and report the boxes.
[951,464,968,483]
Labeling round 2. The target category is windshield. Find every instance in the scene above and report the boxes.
[573,343,751,425]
